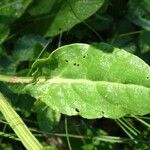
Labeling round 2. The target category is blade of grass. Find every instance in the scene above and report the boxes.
[65,117,72,150]
[0,131,19,141]
[118,30,143,37]
[122,118,140,134]
[116,120,136,142]
[0,123,8,143]
[132,115,150,128]
[117,119,138,136]
[30,126,150,144]
[0,92,43,150]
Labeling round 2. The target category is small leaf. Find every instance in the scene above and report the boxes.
[25,43,150,119]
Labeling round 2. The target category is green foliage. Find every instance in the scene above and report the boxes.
[127,0,150,30]
[26,0,105,37]
[33,100,61,132]
[0,0,32,24]
[0,47,16,75]
[0,0,150,149]
[12,35,48,62]
[0,24,9,44]
[24,43,150,119]
[0,35,49,75]
[0,0,32,47]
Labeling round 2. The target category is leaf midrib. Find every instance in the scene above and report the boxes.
[36,78,150,89]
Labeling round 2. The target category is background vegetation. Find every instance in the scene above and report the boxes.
[0,0,150,149]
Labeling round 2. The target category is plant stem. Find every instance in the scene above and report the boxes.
[132,115,150,128]
[118,30,143,37]
[0,131,19,141]
[0,74,33,83]
[0,92,43,150]
[65,117,72,150]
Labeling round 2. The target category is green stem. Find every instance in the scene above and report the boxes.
[118,30,143,37]
[0,92,43,150]
[0,131,19,141]
[0,74,33,83]
[132,115,150,128]
[65,117,72,150]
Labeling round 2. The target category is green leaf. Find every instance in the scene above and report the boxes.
[139,31,150,53]
[24,43,150,119]
[25,44,150,118]
[0,0,32,24]
[31,43,150,86]
[27,0,105,37]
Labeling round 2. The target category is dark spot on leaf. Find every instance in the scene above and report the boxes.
[75,108,80,112]
[101,111,104,115]
[65,59,68,63]
[59,28,62,31]
[83,55,86,58]
[77,64,80,67]
[146,77,149,79]
[74,63,77,66]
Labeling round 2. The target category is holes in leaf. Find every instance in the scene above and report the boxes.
[65,59,69,63]
[75,108,80,113]
[83,54,88,58]
[73,63,80,67]
[146,76,149,80]
[101,111,104,116]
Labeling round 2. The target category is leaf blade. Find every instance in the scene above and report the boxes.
[25,43,150,119]
[25,78,150,119]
